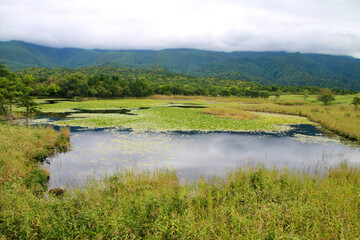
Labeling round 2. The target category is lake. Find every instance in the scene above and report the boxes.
[44,124,360,189]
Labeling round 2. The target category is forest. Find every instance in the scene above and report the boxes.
[6,64,356,100]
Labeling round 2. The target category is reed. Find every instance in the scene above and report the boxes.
[237,102,360,142]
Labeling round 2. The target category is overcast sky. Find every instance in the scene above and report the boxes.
[0,0,359,57]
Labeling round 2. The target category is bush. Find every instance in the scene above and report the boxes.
[318,93,335,106]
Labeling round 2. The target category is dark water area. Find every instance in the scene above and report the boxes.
[41,99,74,104]
[34,108,136,120]
[34,112,72,121]
[163,102,208,108]
[71,108,136,115]
[44,124,360,189]
[166,105,208,109]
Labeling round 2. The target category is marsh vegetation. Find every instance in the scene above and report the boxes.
[1,63,360,239]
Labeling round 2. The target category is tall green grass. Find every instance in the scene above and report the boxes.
[0,124,70,235]
[1,165,360,239]
[0,124,69,184]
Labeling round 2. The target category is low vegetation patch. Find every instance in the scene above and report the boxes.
[203,107,259,120]
[0,124,68,184]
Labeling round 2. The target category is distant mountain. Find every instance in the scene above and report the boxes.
[1,40,360,90]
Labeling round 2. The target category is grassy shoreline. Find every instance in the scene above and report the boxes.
[1,115,360,238]
[237,101,360,142]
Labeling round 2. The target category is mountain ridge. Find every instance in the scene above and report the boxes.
[1,40,360,90]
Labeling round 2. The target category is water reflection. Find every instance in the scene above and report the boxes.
[44,125,360,188]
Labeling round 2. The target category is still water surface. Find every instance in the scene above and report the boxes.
[44,124,360,189]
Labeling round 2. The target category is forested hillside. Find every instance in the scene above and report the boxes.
[1,40,360,90]
[14,65,337,99]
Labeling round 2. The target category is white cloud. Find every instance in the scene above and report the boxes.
[0,0,359,57]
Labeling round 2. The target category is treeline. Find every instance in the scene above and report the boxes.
[13,65,356,99]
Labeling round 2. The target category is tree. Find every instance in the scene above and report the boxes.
[259,90,270,99]
[351,96,360,111]
[18,87,37,127]
[317,93,335,106]
[128,78,153,97]
[274,90,281,100]
[245,90,260,98]
[0,63,12,78]
[0,64,24,123]
[302,90,309,101]
[220,88,230,97]
[229,86,240,96]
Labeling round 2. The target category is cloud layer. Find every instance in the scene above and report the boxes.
[1,0,359,57]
